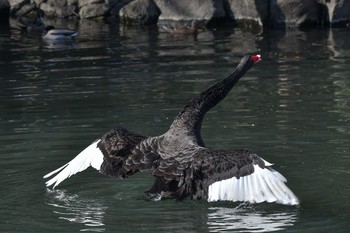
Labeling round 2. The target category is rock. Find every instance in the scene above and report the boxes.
[79,0,107,18]
[161,20,200,34]
[9,0,29,16]
[119,0,160,25]
[39,0,108,19]
[7,0,350,28]
[109,0,133,17]
[0,0,10,22]
[40,0,78,18]
[225,0,269,27]
[270,0,323,28]
[14,3,36,17]
[154,0,226,21]
[321,0,350,25]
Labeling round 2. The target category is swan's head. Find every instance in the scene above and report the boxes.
[250,55,261,64]
[235,54,261,75]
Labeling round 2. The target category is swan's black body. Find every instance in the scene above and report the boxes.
[97,55,260,200]
[44,55,299,205]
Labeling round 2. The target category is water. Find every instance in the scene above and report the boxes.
[1,19,350,232]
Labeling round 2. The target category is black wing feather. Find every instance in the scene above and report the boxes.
[143,147,265,200]
[98,127,148,178]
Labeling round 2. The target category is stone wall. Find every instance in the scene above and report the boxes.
[3,0,350,28]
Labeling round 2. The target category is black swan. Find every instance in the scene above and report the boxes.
[44,55,299,205]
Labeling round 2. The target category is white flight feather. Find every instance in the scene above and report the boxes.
[43,140,103,188]
[207,159,299,205]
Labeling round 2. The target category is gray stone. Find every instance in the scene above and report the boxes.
[9,0,29,16]
[68,0,79,6]
[8,0,350,28]
[31,0,45,6]
[119,0,160,25]
[78,0,105,7]
[226,0,269,27]
[40,1,63,18]
[40,0,79,18]
[321,0,350,25]
[154,0,226,21]
[270,0,322,28]
[79,0,107,18]
[13,3,36,17]
[109,0,133,17]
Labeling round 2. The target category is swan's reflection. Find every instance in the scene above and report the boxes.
[46,189,107,232]
[46,189,298,232]
[207,203,298,232]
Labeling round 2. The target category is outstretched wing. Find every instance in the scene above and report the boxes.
[43,139,103,188]
[194,148,299,205]
[44,127,149,188]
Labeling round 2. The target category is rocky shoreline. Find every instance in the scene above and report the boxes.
[1,0,350,28]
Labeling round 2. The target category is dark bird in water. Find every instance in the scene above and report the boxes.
[44,55,299,205]
[42,25,78,41]
[18,9,45,32]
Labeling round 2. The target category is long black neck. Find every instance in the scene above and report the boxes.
[167,56,255,146]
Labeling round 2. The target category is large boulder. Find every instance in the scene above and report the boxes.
[270,0,323,28]
[79,0,107,18]
[30,0,108,18]
[322,0,350,25]
[7,0,350,28]
[9,0,31,16]
[119,0,160,25]
[154,0,226,21]
[109,0,133,17]
[39,0,78,18]
[225,0,269,27]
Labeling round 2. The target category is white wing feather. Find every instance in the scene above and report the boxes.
[43,140,103,188]
[208,159,299,205]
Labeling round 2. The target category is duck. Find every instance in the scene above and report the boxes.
[18,9,45,32]
[162,20,200,34]
[44,55,299,206]
[43,25,78,41]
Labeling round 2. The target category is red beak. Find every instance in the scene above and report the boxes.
[251,55,261,63]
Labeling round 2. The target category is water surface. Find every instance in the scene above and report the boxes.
[1,20,350,232]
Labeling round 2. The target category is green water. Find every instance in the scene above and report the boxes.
[0,20,350,232]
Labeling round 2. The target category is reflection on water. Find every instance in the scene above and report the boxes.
[45,189,106,232]
[207,204,298,232]
[45,188,298,233]
[43,40,78,50]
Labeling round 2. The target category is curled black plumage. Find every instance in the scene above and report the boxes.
[44,55,299,205]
